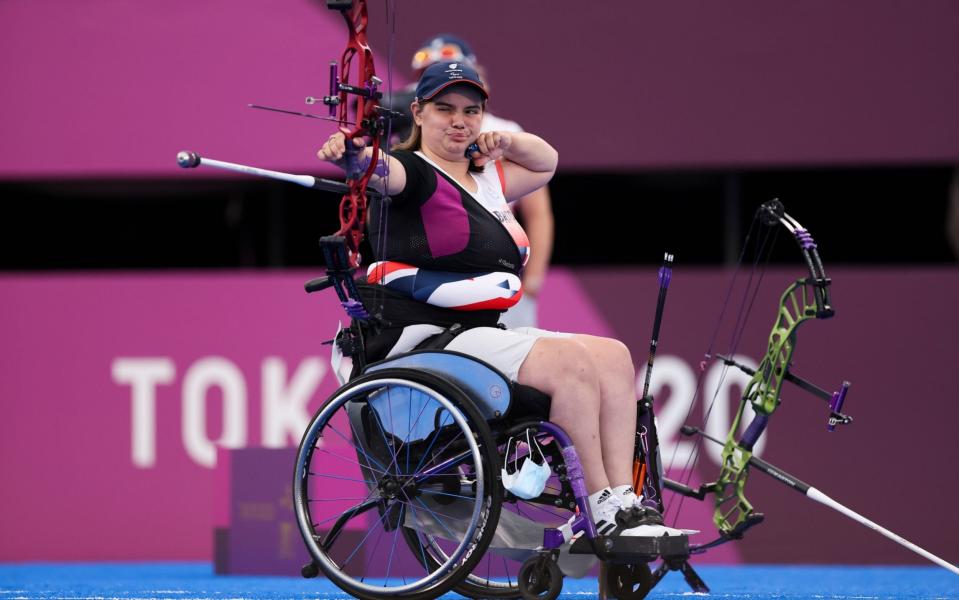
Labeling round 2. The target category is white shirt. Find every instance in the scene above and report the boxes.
[482,112,523,134]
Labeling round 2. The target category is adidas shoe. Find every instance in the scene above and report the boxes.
[615,504,688,537]
[592,491,626,537]
[591,487,695,537]
[597,499,688,537]
[614,486,699,536]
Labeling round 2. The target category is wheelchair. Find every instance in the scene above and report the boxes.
[294,346,691,600]
[293,248,689,600]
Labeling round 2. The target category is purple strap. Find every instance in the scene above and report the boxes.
[341,299,369,320]
[356,153,390,177]
[794,228,817,250]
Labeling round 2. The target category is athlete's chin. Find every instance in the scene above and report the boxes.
[442,140,471,159]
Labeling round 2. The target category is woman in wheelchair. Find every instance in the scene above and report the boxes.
[317,63,679,535]
[317,61,681,542]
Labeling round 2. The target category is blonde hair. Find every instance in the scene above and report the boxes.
[392,116,422,152]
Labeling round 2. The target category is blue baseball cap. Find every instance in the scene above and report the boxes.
[415,61,489,102]
[411,34,477,70]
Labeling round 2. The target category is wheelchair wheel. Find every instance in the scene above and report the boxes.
[605,563,653,600]
[294,368,502,600]
[518,553,563,600]
[404,427,579,599]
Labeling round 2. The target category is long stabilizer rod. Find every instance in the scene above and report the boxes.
[683,426,959,576]
[175,150,379,197]
[804,487,959,576]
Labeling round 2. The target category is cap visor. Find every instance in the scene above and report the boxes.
[420,79,488,102]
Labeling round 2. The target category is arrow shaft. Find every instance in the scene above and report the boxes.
[805,487,959,576]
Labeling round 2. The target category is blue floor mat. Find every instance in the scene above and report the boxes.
[0,562,956,599]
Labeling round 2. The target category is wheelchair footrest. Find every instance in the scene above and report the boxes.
[569,532,689,564]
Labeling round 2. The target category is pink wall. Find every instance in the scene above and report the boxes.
[390,1,959,169]
[0,0,392,180]
[1,1,958,178]
[0,272,342,559]
[1,267,957,565]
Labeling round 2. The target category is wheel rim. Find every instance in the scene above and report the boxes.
[294,377,490,596]
[410,432,577,598]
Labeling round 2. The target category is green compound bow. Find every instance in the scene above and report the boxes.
[651,198,959,590]
[664,199,852,545]
[709,199,853,535]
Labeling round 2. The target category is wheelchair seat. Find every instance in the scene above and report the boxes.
[362,349,552,422]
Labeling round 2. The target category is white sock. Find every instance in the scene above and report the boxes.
[612,484,642,507]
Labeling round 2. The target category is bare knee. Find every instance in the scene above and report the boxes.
[611,340,637,403]
[576,335,634,381]
[604,337,634,372]
[518,338,599,406]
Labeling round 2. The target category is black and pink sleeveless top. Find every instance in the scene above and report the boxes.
[367,150,530,276]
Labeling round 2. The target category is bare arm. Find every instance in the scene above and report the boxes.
[515,186,554,297]
[472,131,558,201]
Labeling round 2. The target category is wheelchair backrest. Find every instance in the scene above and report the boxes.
[364,350,512,420]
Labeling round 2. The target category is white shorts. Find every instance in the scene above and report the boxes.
[386,324,572,381]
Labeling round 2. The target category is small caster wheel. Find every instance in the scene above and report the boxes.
[300,560,319,579]
[606,563,653,600]
[518,554,563,600]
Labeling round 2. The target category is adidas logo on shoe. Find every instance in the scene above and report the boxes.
[592,491,623,536]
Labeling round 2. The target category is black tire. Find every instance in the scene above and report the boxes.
[605,563,653,600]
[518,556,562,600]
[294,368,502,600]
[300,561,319,579]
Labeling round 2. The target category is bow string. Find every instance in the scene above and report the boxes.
[663,199,853,549]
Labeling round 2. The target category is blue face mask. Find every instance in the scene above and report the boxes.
[501,430,551,500]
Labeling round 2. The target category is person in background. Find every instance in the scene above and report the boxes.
[401,34,555,329]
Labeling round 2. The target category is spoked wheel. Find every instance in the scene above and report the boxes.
[294,368,502,600]
[404,428,580,599]
[518,554,563,600]
[605,563,653,600]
